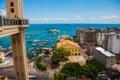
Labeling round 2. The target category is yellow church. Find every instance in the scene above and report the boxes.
[57,40,82,55]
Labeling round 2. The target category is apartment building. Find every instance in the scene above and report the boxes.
[94,47,116,68]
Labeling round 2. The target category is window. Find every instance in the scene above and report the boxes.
[10,2,14,7]
[21,72,24,77]
[17,72,19,77]
[11,8,14,13]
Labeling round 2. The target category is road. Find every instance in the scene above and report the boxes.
[4,50,12,56]
[0,58,49,80]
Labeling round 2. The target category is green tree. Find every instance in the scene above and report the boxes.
[51,48,71,64]
[36,58,46,71]
[87,58,105,73]
[61,62,81,77]
[51,73,69,80]
[57,48,71,58]
[80,65,94,78]
[65,38,73,41]
[51,52,61,64]
[45,50,50,56]
[60,59,105,78]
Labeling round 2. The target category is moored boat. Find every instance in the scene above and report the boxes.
[32,44,37,46]
[40,44,45,47]
[49,29,60,33]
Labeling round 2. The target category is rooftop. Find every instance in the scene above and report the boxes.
[57,40,80,48]
[95,47,115,57]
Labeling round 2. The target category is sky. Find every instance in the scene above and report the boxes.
[0,0,120,24]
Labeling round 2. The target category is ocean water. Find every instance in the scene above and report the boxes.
[0,24,120,55]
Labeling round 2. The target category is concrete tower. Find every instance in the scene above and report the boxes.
[6,0,23,18]
[6,0,29,80]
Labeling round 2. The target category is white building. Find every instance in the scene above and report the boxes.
[76,28,84,43]
[57,34,69,41]
[96,32,105,45]
[94,47,116,68]
[108,32,120,54]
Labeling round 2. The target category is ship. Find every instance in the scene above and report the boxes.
[49,29,60,33]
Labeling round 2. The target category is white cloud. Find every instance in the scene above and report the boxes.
[0,9,6,16]
[88,17,96,21]
[101,15,120,19]
[30,17,84,22]
[30,15,120,23]
[88,15,120,21]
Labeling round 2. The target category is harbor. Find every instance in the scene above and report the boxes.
[0,24,120,56]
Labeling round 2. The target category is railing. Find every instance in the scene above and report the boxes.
[0,16,29,26]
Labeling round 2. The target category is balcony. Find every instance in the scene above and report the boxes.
[0,16,29,37]
[0,16,29,27]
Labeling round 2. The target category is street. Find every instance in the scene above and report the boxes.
[0,57,49,80]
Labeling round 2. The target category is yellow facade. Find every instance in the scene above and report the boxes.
[57,40,82,55]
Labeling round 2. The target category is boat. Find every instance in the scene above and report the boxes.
[32,44,37,46]
[40,44,45,47]
[42,41,49,45]
[28,48,32,51]
[33,39,40,42]
[49,29,60,33]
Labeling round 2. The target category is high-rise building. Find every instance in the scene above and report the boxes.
[96,31,105,46]
[107,32,120,63]
[95,28,120,63]
[84,28,96,43]
[108,32,120,54]
[76,28,84,43]
[76,28,96,55]
[76,28,96,43]
[0,0,29,80]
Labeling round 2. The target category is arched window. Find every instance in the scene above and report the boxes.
[10,2,14,7]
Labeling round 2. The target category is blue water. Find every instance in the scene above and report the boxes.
[0,24,120,55]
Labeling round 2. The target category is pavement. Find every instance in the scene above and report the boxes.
[68,55,86,65]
